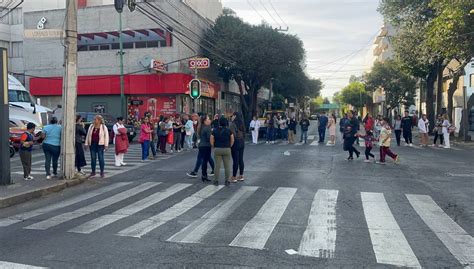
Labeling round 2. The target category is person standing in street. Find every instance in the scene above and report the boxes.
[432,115,444,147]
[75,115,87,175]
[344,111,361,160]
[19,122,36,181]
[393,115,402,146]
[139,117,152,162]
[442,114,451,149]
[187,116,215,178]
[358,130,376,163]
[113,117,129,167]
[85,115,109,178]
[318,112,328,144]
[148,119,157,160]
[211,117,234,186]
[300,115,310,144]
[249,116,260,144]
[418,114,429,147]
[158,117,169,154]
[279,115,288,143]
[377,118,399,165]
[198,115,213,182]
[339,113,349,144]
[184,114,195,150]
[401,111,413,146]
[327,114,336,146]
[173,115,183,152]
[230,112,246,182]
[265,114,274,144]
[363,113,374,132]
[288,116,297,144]
[42,117,62,179]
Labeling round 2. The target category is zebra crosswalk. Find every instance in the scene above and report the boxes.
[0,182,472,268]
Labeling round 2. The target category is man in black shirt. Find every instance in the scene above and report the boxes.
[401,111,413,146]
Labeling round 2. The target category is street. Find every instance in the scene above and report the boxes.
[1,124,473,268]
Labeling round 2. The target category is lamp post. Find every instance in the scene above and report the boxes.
[119,12,125,119]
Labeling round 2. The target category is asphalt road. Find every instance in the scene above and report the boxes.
[0,122,473,268]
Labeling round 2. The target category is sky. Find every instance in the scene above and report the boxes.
[220,0,383,98]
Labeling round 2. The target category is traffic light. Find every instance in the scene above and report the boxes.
[128,0,136,12]
[189,79,201,99]
[114,0,124,13]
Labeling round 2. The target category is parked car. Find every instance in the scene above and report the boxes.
[77,112,136,143]
[9,141,15,158]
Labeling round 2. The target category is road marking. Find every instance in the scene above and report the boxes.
[295,143,303,146]
[24,182,160,230]
[361,192,421,268]
[0,182,131,227]
[118,185,224,238]
[310,141,319,146]
[69,183,191,234]
[167,186,258,244]
[406,194,474,267]
[230,187,297,249]
[0,261,48,269]
[307,135,315,140]
[298,189,339,258]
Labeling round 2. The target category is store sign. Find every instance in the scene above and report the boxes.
[188,58,210,69]
[24,29,64,39]
[37,17,47,30]
[129,100,144,106]
[150,59,167,72]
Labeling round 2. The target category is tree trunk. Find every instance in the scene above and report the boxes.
[235,76,249,117]
[436,61,444,117]
[425,66,437,133]
[447,60,469,122]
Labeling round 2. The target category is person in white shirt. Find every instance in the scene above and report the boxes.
[249,116,260,144]
[441,114,451,148]
[417,114,429,147]
[113,117,128,167]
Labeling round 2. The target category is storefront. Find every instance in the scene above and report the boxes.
[29,73,219,123]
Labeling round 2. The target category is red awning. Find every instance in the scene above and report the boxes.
[29,73,219,99]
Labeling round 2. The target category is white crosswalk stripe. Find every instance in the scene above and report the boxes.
[230,187,297,249]
[167,186,259,244]
[0,261,48,269]
[361,192,421,268]
[298,189,339,258]
[118,185,224,238]
[1,182,472,267]
[24,182,160,230]
[406,194,474,268]
[69,183,192,234]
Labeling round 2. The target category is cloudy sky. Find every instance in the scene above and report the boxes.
[220,0,383,98]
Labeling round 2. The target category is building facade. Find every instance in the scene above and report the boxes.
[3,0,223,122]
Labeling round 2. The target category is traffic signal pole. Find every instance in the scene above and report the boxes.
[0,48,11,185]
[61,0,78,180]
[119,11,125,119]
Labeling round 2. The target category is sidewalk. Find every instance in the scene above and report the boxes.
[0,175,87,209]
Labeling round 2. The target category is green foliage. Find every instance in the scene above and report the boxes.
[340,82,371,110]
[365,60,417,110]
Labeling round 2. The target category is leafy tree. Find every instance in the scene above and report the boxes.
[323,97,330,104]
[340,82,371,112]
[365,60,417,113]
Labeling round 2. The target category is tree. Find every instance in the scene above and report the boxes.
[340,82,371,112]
[323,97,330,104]
[365,60,417,113]
[426,0,474,122]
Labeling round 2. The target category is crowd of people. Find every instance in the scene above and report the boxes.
[16,109,456,181]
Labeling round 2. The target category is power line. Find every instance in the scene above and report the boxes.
[258,0,281,27]
[268,0,288,28]
[247,0,266,23]
[0,0,23,20]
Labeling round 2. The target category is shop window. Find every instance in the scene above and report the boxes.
[111,43,120,50]
[146,41,159,48]
[123,42,134,49]
[135,41,147,49]
[89,45,99,51]
[159,40,167,48]
[78,45,87,51]
[99,45,110,50]
[9,42,22,58]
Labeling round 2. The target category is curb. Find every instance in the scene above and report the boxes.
[0,176,88,209]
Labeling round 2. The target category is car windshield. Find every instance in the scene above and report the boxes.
[8,90,32,103]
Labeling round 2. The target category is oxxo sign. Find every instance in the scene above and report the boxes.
[188,58,210,69]
[151,59,166,72]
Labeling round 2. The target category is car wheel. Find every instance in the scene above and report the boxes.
[10,146,15,158]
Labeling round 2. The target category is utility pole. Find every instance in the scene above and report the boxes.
[0,48,10,185]
[61,0,78,180]
[119,11,125,118]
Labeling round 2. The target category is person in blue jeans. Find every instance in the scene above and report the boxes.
[265,114,275,144]
[42,117,62,179]
[139,117,153,161]
[318,112,328,143]
[299,115,310,144]
[85,115,109,178]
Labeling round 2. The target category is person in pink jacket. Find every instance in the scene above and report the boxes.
[85,115,109,178]
[139,117,153,162]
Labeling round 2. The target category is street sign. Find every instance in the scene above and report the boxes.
[150,59,166,72]
[188,58,210,69]
[189,79,201,99]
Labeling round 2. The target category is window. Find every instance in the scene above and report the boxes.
[88,45,99,51]
[159,40,167,48]
[135,41,147,49]
[111,43,120,50]
[99,45,110,50]
[123,42,134,49]
[8,90,32,103]
[146,41,158,48]
[9,8,22,25]
[78,46,87,51]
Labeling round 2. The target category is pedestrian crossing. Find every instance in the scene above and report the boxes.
[11,144,181,179]
[0,182,472,268]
